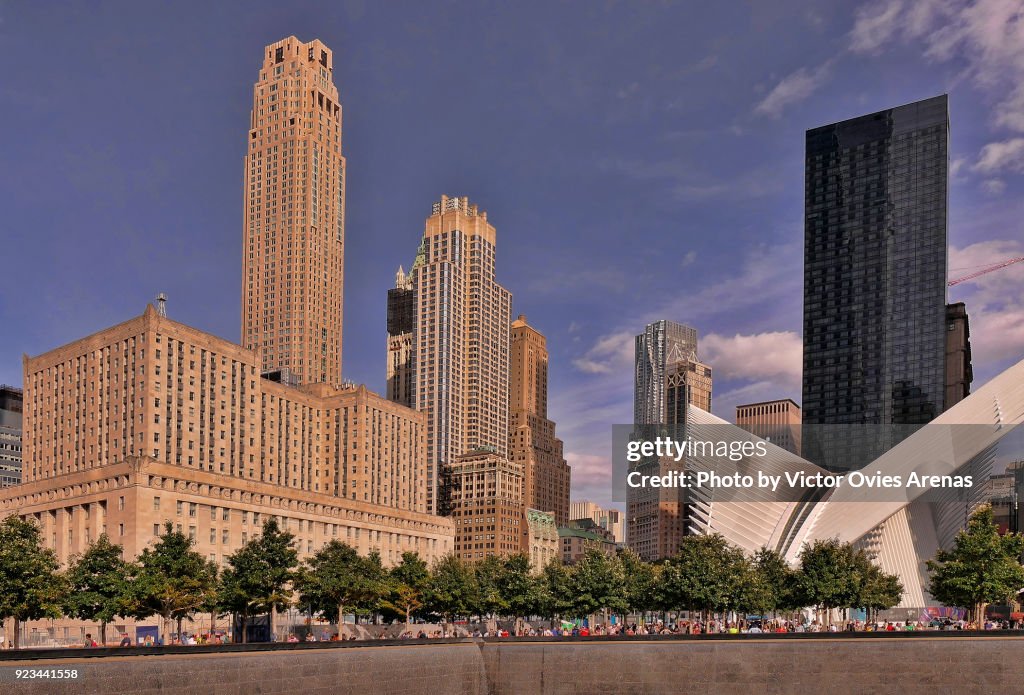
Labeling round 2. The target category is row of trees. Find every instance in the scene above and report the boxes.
[1,505,1019,647]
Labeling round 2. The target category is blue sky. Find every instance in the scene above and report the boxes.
[1,1,1023,508]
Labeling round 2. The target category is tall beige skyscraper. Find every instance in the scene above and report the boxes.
[241,36,346,386]
[508,315,570,525]
[402,195,512,514]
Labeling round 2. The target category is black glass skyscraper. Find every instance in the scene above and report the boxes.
[802,95,948,471]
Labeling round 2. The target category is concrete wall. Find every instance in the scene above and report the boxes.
[480,637,1023,695]
[4,636,1024,695]
[2,642,487,695]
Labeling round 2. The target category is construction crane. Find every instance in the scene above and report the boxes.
[948,256,1024,287]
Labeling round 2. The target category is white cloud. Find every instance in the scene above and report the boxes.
[982,178,1007,195]
[949,239,1024,373]
[754,62,833,118]
[653,240,803,326]
[701,331,803,383]
[571,331,634,374]
[849,0,907,53]
[949,156,968,179]
[850,0,1024,134]
[974,138,1024,173]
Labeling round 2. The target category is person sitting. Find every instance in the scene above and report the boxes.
[119,633,132,647]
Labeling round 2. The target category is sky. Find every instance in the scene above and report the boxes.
[1,0,1023,509]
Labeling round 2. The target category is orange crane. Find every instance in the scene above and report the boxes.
[948,256,1024,286]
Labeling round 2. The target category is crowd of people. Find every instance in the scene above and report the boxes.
[67,615,1023,648]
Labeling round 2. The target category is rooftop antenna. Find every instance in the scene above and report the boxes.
[156,293,167,317]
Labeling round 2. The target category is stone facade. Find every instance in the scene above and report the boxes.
[241,36,346,386]
[404,195,513,514]
[736,398,802,456]
[449,451,523,561]
[508,316,570,526]
[522,508,558,570]
[5,305,452,574]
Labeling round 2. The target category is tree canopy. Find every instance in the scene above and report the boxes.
[927,504,1024,622]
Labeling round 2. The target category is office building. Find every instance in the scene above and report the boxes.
[386,267,415,409]
[0,385,22,487]
[448,451,523,561]
[802,95,949,471]
[558,524,617,565]
[397,195,513,514]
[944,302,973,409]
[568,500,623,543]
[666,357,712,425]
[522,508,558,570]
[2,304,453,570]
[241,37,347,386]
[634,320,698,425]
[736,399,802,456]
[508,315,570,525]
[628,320,709,560]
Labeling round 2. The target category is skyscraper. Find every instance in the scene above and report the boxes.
[241,37,346,386]
[508,315,571,525]
[0,385,22,487]
[400,195,513,514]
[634,320,698,425]
[802,95,949,470]
[628,320,708,560]
[944,302,973,410]
[386,267,415,408]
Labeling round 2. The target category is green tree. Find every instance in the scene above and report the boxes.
[382,552,430,629]
[927,504,1024,623]
[658,534,749,627]
[498,553,543,626]
[0,517,65,649]
[536,559,573,621]
[295,541,380,632]
[362,550,391,624]
[218,519,298,643]
[64,534,136,646]
[856,560,904,623]
[745,547,794,619]
[129,522,218,644]
[618,548,658,616]
[793,538,864,626]
[566,549,627,621]
[423,553,477,635]
[474,554,508,620]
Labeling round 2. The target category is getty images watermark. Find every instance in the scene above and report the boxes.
[608,423,1019,505]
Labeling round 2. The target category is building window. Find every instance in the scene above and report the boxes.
[118,496,125,511]
[153,497,160,511]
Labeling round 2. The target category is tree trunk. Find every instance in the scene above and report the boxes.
[100,621,107,646]
[405,605,411,634]
[270,604,276,642]
[12,617,20,649]
[241,615,248,644]
[337,603,345,639]
[176,616,183,642]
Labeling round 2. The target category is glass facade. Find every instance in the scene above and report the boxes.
[802,95,949,471]
[633,320,698,425]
